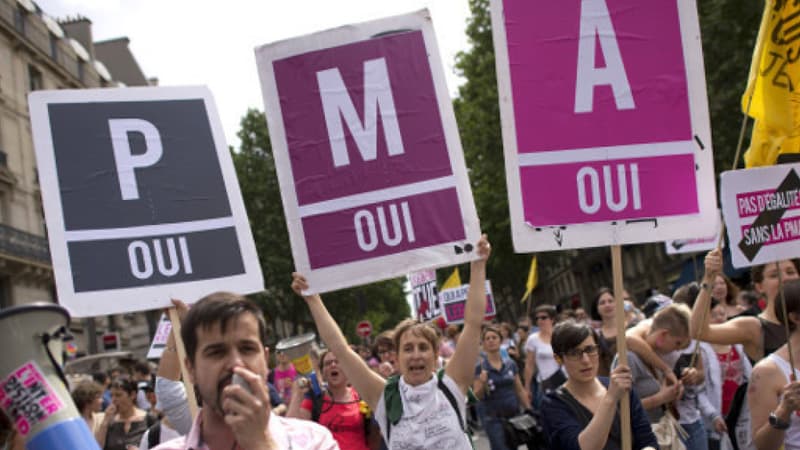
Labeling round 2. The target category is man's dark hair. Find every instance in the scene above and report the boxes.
[181,291,268,362]
[91,371,108,385]
[551,320,596,356]
[133,361,151,377]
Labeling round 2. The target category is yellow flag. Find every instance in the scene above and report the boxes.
[521,256,537,303]
[441,268,461,290]
[742,0,800,167]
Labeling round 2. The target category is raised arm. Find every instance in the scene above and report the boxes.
[445,235,490,393]
[291,274,386,409]
[691,249,761,359]
[625,325,678,386]
[749,360,800,450]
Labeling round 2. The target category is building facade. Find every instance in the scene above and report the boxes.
[0,0,156,358]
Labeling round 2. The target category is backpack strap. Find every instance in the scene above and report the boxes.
[310,390,324,423]
[437,369,475,449]
[383,375,402,440]
[147,421,161,449]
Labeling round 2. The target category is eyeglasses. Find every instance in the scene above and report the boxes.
[322,359,339,368]
[377,349,392,355]
[535,315,551,321]
[562,345,600,361]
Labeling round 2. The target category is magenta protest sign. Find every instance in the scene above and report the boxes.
[256,10,480,294]
[491,0,717,251]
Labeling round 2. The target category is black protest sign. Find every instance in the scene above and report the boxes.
[29,87,262,316]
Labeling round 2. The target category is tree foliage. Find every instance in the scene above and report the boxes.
[231,109,410,343]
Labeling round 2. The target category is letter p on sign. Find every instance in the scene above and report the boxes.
[109,119,164,200]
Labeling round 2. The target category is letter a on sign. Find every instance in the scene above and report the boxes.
[255,10,481,294]
[490,0,717,252]
[574,0,635,113]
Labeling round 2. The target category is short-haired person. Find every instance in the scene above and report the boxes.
[71,381,105,444]
[748,279,800,450]
[618,304,693,423]
[99,378,152,450]
[291,235,491,450]
[152,292,338,450]
[474,325,532,450]
[541,321,658,450]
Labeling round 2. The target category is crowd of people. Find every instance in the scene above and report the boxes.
[2,238,799,450]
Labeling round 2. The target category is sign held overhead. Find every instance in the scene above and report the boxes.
[255,10,481,294]
[491,0,717,251]
[29,86,263,317]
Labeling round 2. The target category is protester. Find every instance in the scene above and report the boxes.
[133,361,154,411]
[287,350,381,450]
[691,249,800,363]
[711,273,742,319]
[372,331,397,378]
[274,349,297,404]
[152,292,337,450]
[71,380,106,443]
[98,378,153,450]
[592,287,620,377]
[93,371,112,410]
[541,320,658,450]
[291,235,491,449]
[734,290,762,318]
[524,304,561,402]
[616,304,692,423]
[498,322,519,362]
[704,299,752,450]
[474,325,531,450]
[748,279,800,450]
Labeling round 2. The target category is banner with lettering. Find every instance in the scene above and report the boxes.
[720,164,800,268]
[440,280,496,324]
[255,10,480,294]
[491,0,717,251]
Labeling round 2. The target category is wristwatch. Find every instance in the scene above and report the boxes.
[700,282,713,293]
[769,411,791,430]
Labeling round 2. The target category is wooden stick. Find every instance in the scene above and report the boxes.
[168,307,198,420]
[776,263,796,377]
[611,245,631,450]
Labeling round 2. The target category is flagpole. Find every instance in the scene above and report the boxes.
[611,245,631,450]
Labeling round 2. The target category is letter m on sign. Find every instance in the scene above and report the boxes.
[316,58,405,167]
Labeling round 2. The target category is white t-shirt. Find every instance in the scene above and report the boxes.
[525,333,559,382]
[374,373,471,450]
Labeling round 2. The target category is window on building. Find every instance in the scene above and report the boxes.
[50,34,59,61]
[0,276,11,309]
[77,61,84,82]
[13,7,26,35]
[28,65,43,92]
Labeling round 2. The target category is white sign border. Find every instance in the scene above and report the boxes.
[490,0,717,252]
[255,9,481,294]
[721,164,800,269]
[29,86,264,317]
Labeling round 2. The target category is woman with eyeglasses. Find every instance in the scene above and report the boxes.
[541,321,658,450]
[474,325,532,450]
[524,304,561,404]
[287,349,381,450]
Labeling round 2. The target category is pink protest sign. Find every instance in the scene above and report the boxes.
[491,0,717,251]
[440,280,496,324]
[0,361,65,436]
[256,10,480,294]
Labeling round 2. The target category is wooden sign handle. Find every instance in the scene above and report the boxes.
[611,245,632,450]
[167,307,198,420]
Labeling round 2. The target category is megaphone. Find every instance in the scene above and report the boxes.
[275,332,322,395]
[0,304,101,450]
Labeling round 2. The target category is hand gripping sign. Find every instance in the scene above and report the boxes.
[721,164,800,269]
[255,10,481,294]
[491,0,717,251]
[29,87,263,317]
